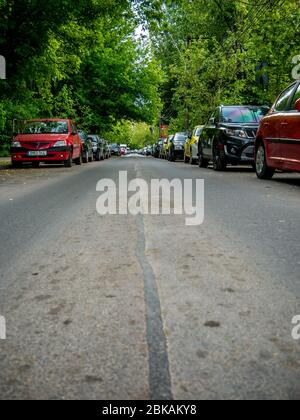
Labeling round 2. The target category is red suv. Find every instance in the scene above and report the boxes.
[255,81,300,179]
[11,119,82,168]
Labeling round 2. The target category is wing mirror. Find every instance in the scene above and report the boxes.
[209,117,216,125]
[295,98,300,112]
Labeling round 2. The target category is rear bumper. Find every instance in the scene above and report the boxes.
[11,146,71,162]
[173,150,184,159]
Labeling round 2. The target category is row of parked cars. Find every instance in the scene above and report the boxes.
[152,80,300,180]
[11,119,111,168]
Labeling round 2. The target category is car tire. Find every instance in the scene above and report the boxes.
[213,143,227,171]
[256,143,275,180]
[95,151,100,161]
[12,161,23,169]
[64,152,73,168]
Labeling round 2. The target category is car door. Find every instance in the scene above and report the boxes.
[266,83,297,167]
[71,122,80,158]
[280,82,300,169]
[192,126,203,159]
[203,110,218,158]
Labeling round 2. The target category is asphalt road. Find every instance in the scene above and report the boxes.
[0,156,300,400]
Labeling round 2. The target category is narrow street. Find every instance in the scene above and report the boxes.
[0,157,299,400]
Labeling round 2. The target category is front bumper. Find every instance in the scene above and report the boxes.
[224,140,255,163]
[11,146,71,162]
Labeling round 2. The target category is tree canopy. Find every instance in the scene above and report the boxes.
[0,0,299,152]
[150,0,300,130]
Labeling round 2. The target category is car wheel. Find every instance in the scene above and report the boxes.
[213,144,227,171]
[256,143,275,180]
[95,151,100,161]
[64,152,73,168]
[12,161,23,169]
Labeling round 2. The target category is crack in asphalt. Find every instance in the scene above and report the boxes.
[134,162,173,400]
[136,214,173,400]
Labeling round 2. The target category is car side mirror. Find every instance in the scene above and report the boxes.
[295,98,300,112]
[209,118,215,125]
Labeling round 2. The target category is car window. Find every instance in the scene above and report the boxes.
[221,107,267,123]
[290,84,300,109]
[274,84,296,112]
[21,121,69,134]
[195,127,203,136]
[79,132,88,141]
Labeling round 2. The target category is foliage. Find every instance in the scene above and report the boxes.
[104,120,157,149]
[0,0,162,154]
[150,0,300,130]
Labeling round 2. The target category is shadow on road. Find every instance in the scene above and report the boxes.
[271,176,300,188]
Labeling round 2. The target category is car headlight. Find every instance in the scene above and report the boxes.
[53,140,67,147]
[235,130,247,138]
[225,129,247,138]
[12,141,21,148]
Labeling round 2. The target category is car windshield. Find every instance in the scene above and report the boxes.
[221,107,268,124]
[79,132,88,141]
[195,128,203,136]
[174,134,187,142]
[20,121,68,134]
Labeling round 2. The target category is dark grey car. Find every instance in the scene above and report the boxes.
[198,106,269,171]
[88,135,105,161]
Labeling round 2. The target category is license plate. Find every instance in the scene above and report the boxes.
[28,151,47,157]
[175,146,182,150]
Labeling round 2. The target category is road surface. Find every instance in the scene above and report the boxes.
[0,157,300,400]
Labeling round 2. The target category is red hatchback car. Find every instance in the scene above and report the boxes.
[255,80,300,179]
[11,119,82,168]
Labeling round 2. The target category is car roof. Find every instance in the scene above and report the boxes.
[27,118,70,122]
[220,105,265,109]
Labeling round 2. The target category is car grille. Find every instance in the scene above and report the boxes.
[21,142,51,150]
[245,129,258,138]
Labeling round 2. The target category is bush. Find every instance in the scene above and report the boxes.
[0,134,11,157]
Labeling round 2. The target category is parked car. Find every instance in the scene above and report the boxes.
[110,143,120,156]
[161,135,173,159]
[153,139,163,158]
[168,132,188,162]
[255,81,300,179]
[88,135,105,161]
[102,139,111,159]
[120,144,127,155]
[11,119,82,168]
[184,126,204,165]
[198,105,269,170]
[78,130,93,163]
